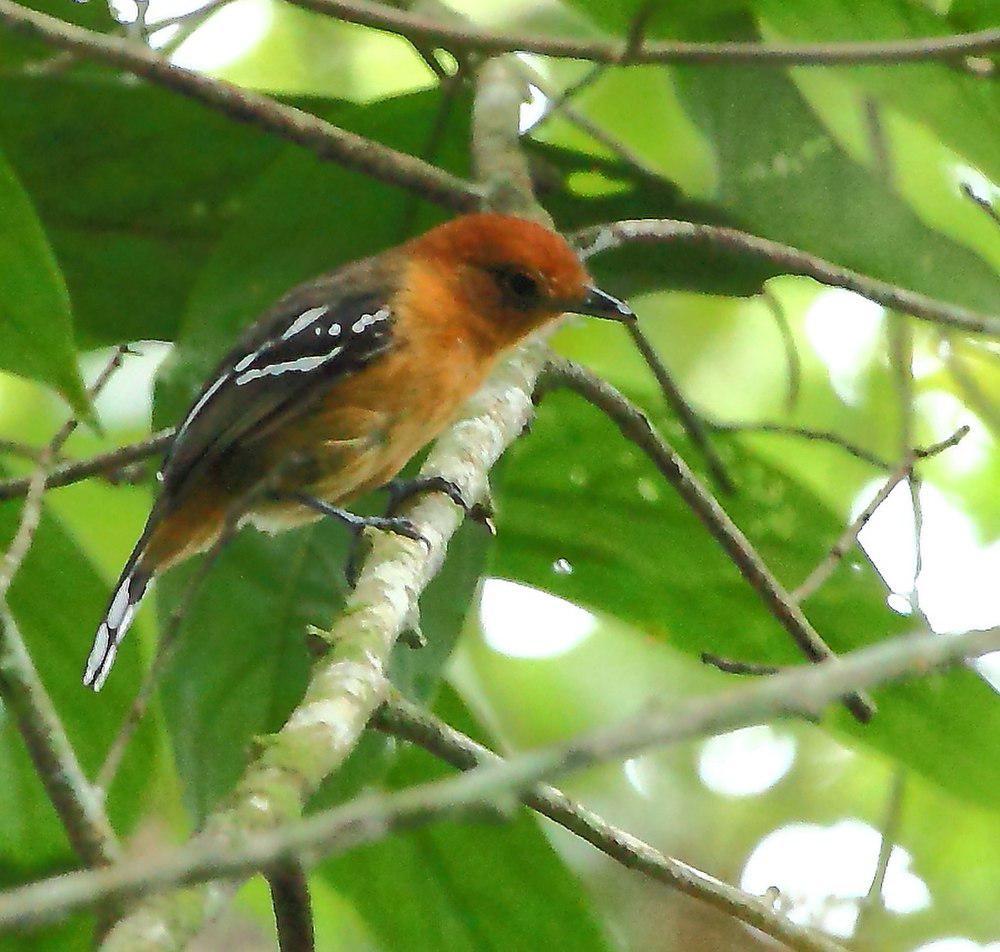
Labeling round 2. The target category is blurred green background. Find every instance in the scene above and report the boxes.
[0,0,998,949]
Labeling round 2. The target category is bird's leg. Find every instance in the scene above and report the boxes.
[385,476,496,534]
[279,492,427,545]
[342,477,494,590]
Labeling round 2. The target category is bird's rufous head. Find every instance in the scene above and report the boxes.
[407,213,633,348]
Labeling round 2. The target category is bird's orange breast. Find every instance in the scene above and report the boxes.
[259,259,500,507]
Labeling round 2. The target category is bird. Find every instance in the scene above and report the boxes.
[84,212,634,691]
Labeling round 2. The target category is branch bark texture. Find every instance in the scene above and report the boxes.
[4,624,997,935]
[573,220,1000,338]
[290,0,1000,65]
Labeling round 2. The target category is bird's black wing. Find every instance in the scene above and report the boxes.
[161,266,397,500]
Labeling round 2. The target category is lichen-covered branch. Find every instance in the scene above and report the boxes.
[99,55,550,951]
[4,624,997,935]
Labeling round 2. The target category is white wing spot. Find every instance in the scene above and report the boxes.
[235,346,344,385]
[351,307,391,334]
[328,323,341,336]
[282,306,328,340]
[119,603,137,639]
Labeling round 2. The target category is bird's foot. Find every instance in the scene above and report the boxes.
[281,492,427,545]
[385,476,496,534]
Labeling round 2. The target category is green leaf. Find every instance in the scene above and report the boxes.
[751,0,1000,183]
[553,4,999,317]
[669,55,1000,315]
[154,89,487,821]
[948,0,998,31]
[0,493,156,874]
[0,148,87,413]
[533,141,776,299]
[319,685,612,952]
[0,0,117,67]
[158,527,343,821]
[0,78,285,347]
[490,391,1000,810]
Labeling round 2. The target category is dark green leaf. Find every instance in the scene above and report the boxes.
[751,0,1000,183]
[533,141,776,298]
[947,0,999,31]
[0,0,117,67]
[491,391,1000,810]
[0,147,87,412]
[0,77,285,346]
[666,17,1000,315]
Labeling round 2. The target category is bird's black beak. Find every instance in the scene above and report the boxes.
[568,285,635,322]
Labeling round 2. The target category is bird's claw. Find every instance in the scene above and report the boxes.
[386,476,496,534]
[355,513,427,547]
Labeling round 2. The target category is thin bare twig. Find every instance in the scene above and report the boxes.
[960,182,1000,228]
[791,427,967,604]
[625,322,735,494]
[286,0,1000,65]
[888,317,928,622]
[266,862,315,952]
[513,60,661,178]
[706,421,891,470]
[0,440,52,463]
[572,220,1000,337]
[540,356,876,722]
[0,0,479,213]
[4,625,998,933]
[154,4,223,59]
[1,349,124,596]
[529,64,604,133]
[761,289,802,412]
[700,653,783,677]
[372,693,843,952]
[146,0,229,33]
[624,0,659,57]
[0,429,174,503]
[855,769,906,939]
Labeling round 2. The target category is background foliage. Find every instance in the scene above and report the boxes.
[0,0,997,949]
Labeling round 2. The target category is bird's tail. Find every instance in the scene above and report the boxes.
[84,538,154,692]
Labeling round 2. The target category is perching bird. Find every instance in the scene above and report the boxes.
[84,213,633,690]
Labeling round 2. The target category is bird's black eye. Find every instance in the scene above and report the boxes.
[494,267,540,305]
